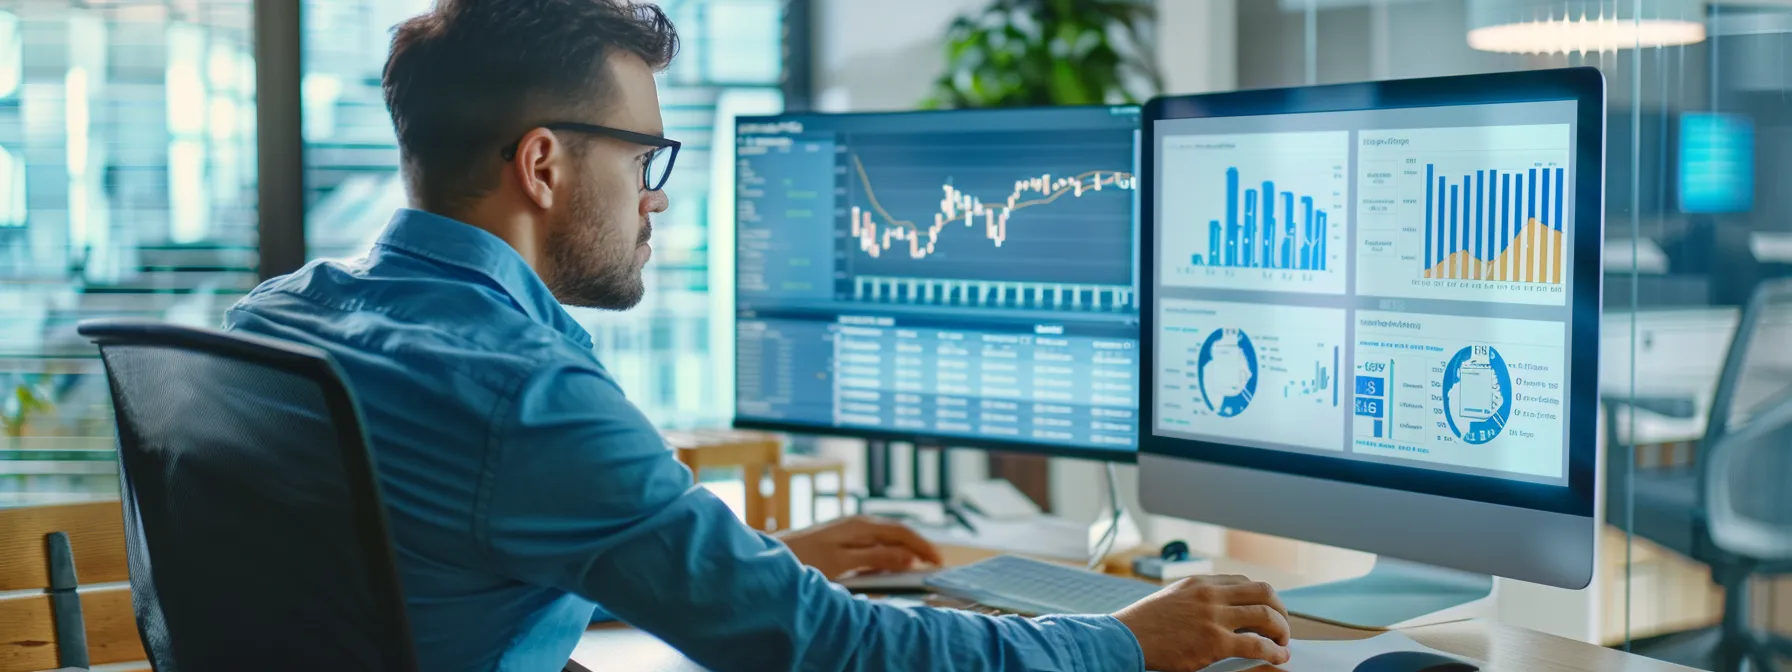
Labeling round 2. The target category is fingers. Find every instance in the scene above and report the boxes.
[847,516,944,565]
[841,545,920,574]
[1227,632,1292,666]
[1225,604,1292,647]
[1197,574,1255,586]
[1225,581,1288,618]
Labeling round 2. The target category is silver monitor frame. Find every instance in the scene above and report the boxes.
[1138,68,1605,590]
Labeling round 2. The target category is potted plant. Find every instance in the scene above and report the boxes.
[924,0,1161,109]
[2,378,55,449]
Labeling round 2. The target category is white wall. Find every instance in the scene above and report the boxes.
[812,0,1239,111]
[811,0,986,112]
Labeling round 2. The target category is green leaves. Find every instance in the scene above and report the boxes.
[923,0,1160,109]
[2,380,54,439]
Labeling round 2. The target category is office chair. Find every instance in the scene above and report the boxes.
[1607,278,1792,672]
[78,319,418,672]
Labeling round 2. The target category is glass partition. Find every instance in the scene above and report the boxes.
[0,0,257,505]
[301,0,786,428]
[1235,0,1791,662]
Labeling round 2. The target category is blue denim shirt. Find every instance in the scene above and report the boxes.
[223,209,1145,672]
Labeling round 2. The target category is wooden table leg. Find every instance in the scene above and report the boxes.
[771,465,791,533]
[744,464,767,532]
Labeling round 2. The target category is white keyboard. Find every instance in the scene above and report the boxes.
[923,554,1164,615]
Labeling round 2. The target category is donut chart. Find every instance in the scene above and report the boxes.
[1441,345,1513,445]
[1197,328,1258,417]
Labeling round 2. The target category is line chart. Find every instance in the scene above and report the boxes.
[848,153,1136,260]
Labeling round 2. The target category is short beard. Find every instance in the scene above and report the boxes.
[543,182,647,311]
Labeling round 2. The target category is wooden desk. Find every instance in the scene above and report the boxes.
[568,545,1696,672]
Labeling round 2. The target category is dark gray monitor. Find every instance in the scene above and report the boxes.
[732,106,1142,462]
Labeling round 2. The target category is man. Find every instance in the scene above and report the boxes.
[225,1,1294,670]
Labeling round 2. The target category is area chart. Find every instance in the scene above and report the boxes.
[1354,124,1571,306]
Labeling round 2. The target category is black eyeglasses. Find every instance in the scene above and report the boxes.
[500,122,681,192]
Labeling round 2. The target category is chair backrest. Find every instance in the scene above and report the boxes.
[0,502,147,671]
[1700,278,1792,561]
[1706,393,1792,562]
[77,319,417,672]
[1705,277,1792,445]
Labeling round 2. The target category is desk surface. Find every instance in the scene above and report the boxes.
[568,546,1694,672]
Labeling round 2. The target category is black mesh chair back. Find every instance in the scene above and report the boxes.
[78,319,417,672]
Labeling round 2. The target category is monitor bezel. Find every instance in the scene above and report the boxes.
[731,104,1144,464]
[1138,67,1605,517]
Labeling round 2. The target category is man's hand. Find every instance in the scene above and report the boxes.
[1112,574,1293,672]
[776,515,943,580]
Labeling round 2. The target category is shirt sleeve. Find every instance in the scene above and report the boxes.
[477,363,1145,672]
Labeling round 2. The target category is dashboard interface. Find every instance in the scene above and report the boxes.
[1149,100,1580,485]
[735,107,1142,456]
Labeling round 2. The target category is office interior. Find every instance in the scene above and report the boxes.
[0,0,1788,670]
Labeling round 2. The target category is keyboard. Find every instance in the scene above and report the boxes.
[923,554,1164,615]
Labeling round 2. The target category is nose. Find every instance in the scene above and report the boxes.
[643,189,669,215]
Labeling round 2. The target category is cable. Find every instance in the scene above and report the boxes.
[1086,462,1124,570]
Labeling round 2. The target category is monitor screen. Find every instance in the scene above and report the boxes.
[1679,111,1755,214]
[733,106,1142,460]
[1148,99,1582,486]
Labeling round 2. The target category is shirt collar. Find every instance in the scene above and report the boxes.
[373,208,594,349]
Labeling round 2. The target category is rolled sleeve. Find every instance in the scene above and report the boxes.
[479,363,1147,671]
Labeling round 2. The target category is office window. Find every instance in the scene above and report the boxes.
[0,0,257,505]
[302,0,784,428]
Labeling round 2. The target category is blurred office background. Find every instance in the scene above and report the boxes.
[0,0,1788,667]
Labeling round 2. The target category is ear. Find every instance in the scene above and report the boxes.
[508,127,565,211]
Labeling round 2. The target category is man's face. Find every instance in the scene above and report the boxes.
[543,52,670,310]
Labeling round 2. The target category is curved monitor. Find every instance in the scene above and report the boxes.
[732,106,1143,462]
[1138,68,1605,588]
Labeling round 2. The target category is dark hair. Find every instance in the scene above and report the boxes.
[382,0,679,212]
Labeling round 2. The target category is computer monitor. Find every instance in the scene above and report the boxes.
[1138,68,1605,590]
[732,106,1142,462]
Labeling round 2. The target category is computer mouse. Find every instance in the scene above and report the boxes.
[1353,651,1479,672]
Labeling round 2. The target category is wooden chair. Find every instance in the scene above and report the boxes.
[667,430,789,532]
[0,501,148,671]
[777,455,850,528]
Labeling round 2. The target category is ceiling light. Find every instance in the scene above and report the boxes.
[1468,0,1707,54]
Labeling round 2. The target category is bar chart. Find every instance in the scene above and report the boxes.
[1189,168,1333,272]
[1354,124,1572,306]
[1419,164,1565,284]
[1160,131,1349,294]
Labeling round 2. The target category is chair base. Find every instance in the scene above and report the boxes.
[1627,625,1792,672]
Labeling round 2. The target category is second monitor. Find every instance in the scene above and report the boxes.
[732,106,1142,461]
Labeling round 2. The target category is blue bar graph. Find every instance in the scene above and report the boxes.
[1282,192,1295,269]
[1423,164,1433,279]
[1243,188,1257,268]
[1421,163,1567,283]
[1191,167,1331,271]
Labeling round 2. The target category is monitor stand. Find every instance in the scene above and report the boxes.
[1279,557,1495,629]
